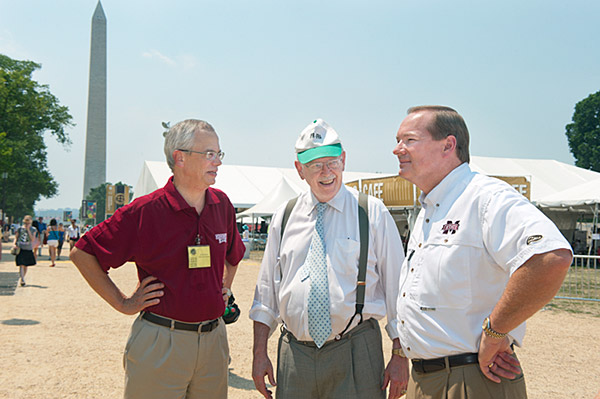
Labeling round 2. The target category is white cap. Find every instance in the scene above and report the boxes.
[294,118,343,164]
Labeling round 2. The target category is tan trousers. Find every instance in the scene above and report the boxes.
[407,359,527,399]
[123,314,229,399]
[276,318,386,399]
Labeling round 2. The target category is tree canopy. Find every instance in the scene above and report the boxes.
[0,54,73,219]
[565,90,600,172]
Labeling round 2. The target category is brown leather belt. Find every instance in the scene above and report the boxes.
[141,312,219,333]
[412,353,479,374]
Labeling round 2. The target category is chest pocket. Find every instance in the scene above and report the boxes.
[413,231,484,310]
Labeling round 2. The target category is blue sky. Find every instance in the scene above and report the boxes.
[1,0,599,210]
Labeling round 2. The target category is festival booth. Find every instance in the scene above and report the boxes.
[537,178,600,254]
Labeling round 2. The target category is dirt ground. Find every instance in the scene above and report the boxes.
[1,241,599,399]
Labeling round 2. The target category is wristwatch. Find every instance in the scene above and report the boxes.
[392,348,406,358]
[482,316,507,339]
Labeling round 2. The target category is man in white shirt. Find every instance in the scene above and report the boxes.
[393,105,573,399]
[251,119,408,399]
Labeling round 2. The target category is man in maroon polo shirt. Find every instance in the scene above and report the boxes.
[70,119,245,399]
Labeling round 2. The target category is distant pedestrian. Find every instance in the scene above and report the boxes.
[66,219,80,251]
[31,219,41,261]
[47,218,60,267]
[57,223,65,260]
[36,216,47,257]
[13,215,38,286]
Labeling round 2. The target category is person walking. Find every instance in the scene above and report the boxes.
[46,218,60,267]
[66,219,80,251]
[57,223,65,260]
[13,215,38,286]
[36,216,47,258]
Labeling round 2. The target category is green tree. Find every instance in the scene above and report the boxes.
[0,54,74,219]
[82,182,134,225]
[565,90,600,172]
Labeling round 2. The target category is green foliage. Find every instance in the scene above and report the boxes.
[0,53,74,219]
[565,90,600,172]
[83,182,133,224]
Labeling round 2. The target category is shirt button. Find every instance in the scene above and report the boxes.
[436,203,440,207]
[401,320,405,324]
[407,347,411,351]
[402,292,406,297]
[444,239,448,243]
[335,334,341,340]
[410,268,414,272]
[425,218,430,223]
[418,243,422,248]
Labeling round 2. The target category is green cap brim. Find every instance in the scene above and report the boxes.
[297,143,342,164]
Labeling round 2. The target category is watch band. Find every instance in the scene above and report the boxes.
[482,317,507,339]
[392,348,406,358]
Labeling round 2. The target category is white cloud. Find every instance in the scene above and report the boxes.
[142,49,176,66]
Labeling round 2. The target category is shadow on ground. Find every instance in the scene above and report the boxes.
[229,369,256,390]
[0,271,19,296]
[2,318,40,326]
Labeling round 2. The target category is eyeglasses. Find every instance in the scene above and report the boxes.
[304,157,343,173]
[178,149,225,161]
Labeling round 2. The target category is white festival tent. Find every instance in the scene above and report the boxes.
[134,157,600,235]
[537,178,600,209]
[133,160,391,210]
[236,176,300,219]
[469,156,600,202]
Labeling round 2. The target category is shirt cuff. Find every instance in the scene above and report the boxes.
[249,305,279,337]
[385,319,400,341]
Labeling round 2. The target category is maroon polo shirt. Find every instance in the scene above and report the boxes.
[76,177,245,322]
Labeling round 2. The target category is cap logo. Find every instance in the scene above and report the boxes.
[526,235,543,245]
[310,132,322,140]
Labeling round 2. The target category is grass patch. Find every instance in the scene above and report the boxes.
[545,299,600,317]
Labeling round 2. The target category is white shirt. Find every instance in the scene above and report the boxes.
[67,225,80,239]
[397,163,572,359]
[250,185,405,342]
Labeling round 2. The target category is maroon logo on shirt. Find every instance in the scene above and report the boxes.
[442,220,460,234]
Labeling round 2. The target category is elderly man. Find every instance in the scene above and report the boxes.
[70,119,245,399]
[251,118,407,399]
[393,106,573,399]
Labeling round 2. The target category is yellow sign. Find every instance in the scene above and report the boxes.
[346,174,530,207]
[106,184,131,215]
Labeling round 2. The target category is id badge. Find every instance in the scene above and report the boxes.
[187,245,211,268]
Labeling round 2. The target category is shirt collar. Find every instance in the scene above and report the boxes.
[420,162,472,207]
[163,176,219,212]
[307,184,347,214]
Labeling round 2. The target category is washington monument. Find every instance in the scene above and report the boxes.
[82,1,107,199]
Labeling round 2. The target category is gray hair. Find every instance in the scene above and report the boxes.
[163,119,217,170]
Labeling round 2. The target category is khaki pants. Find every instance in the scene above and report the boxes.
[407,359,527,399]
[123,314,229,399]
[276,318,386,399]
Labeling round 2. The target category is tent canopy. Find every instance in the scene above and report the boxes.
[237,176,300,218]
[537,178,600,209]
[133,161,391,209]
[470,156,600,202]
